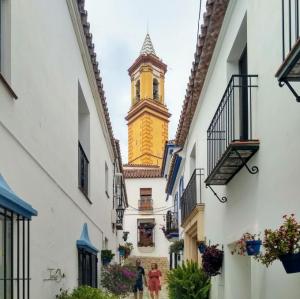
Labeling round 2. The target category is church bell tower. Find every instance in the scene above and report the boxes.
[126,34,170,166]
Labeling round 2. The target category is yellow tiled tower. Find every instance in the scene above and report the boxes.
[126,34,170,166]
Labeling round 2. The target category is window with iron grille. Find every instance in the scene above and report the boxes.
[78,248,98,288]
[0,208,31,299]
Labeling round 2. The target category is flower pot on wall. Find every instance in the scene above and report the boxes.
[119,248,125,257]
[246,240,261,256]
[279,253,300,274]
[198,242,207,254]
[101,257,111,266]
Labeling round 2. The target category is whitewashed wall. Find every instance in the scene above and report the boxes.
[0,0,119,298]
[124,177,170,258]
[178,0,300,298]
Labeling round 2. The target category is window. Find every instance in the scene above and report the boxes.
[137,220,155,247]
[153,78,159,100]
[138,188,153,210]
[78,83,90,199]
[190,144,196,176]
[105,162,109,198]
[78,249,98,288]
[0,208,31,298]
[179,176,184,198]
[135,80,140,101]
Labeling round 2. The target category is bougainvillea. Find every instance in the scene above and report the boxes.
[101,264,137,296]
[255,214,300,266]
[202,244,223,276]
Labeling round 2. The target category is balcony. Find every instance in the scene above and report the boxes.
[180,169,204,225]
[276,0,300,100]
[164,210,179,241]
[78,142,89,198]
[138,198,153,211]
[205,75,259,186]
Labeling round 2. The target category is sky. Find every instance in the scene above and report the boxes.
[85,0,202,162]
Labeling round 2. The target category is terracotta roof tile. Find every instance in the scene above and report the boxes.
[76,0,116,156]
[123,166,162,179]
[175,0,229,146]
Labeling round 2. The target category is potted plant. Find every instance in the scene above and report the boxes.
[255,214,300,274]
[202,244,223,276]
[169,239,184,254]
[198,240,207,254]
[101,250,115,266]
[118,245,126,257]
[231,233,262,256]
[124,242,134,258]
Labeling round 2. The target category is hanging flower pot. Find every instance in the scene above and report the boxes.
[101,249,115,266]
[101,257,111,266]
[279,253,300,274]
[198,241,207,254]
[202,244,223,276]
[246,240,262,256]
[119,248,125,257]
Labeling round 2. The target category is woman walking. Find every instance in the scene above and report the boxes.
[148,263,162,299]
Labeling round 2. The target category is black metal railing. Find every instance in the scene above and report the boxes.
[166,210,178,233]
[78,142,89,198]
[0,207,31,299]
[180,169,203,224]
[281,0,300,61]
[207,75,258,176]
[138,198,153,211]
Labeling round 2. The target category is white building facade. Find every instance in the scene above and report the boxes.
[0,0,127,298]
[165,0,300,298]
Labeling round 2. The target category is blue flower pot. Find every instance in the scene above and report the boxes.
[119,248,125,256]
[279,253,300,274]
[246,240,262,256]
[198,243,207,254]
[101,257,111,266]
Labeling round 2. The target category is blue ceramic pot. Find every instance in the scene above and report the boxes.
[246,240,262,256]
[279,253,300,274]
[119,248,125,257]
[101,257,111,266]
[198,243,207,254]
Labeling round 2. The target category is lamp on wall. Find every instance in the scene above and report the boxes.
[123,231,129,241]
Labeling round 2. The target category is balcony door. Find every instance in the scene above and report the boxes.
[239,46,248,140]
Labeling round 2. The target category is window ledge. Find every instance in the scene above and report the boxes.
[0,73,18,99]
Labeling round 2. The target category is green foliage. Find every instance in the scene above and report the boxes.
[169,239,184,254]
[56,286,117,299]
[101,250,115,261]
[167,260,210,299]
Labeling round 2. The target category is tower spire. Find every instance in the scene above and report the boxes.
[140,33,156,56]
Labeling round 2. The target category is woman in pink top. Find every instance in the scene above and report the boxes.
[148,263,162,299]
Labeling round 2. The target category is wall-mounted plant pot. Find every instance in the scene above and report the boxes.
[101,257,111,266]
[279,253,300,274]
[246,240,262,256]
[198,242,207,254]
[119,248,125,257]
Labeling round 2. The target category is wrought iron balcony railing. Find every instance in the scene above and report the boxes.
[180,169,203,224]
[205,75,259,186]
[276,0,300,100]
[78,142,89,198]
[138,198,153,211]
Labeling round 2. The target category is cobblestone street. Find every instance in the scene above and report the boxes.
[125,285,168,299]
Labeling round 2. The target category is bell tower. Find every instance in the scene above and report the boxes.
[126,34,170,166]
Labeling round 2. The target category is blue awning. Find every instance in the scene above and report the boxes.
[76,223,99,254]
[0,175,38,219]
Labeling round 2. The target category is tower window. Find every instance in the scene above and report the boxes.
[135,80,140,101]
[153,78,159,100]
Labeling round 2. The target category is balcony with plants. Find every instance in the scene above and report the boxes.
[205,75,259,187]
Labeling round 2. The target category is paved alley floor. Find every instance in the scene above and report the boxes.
[125,285,168,299]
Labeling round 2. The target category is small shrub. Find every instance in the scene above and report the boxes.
[56,286,116,299]
[101,263,137,296]
[167,260,210,299]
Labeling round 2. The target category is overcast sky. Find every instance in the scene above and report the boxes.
[85,0,202,162]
